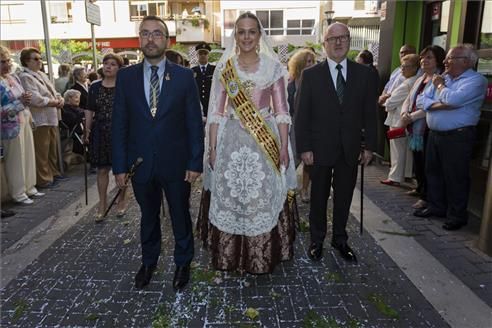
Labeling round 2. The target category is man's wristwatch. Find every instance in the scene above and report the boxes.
[437,83,445,91]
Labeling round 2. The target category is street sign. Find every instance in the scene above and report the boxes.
[85,0,101,26]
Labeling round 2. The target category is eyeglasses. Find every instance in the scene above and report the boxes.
[0,59,11,64]
[30,57,42,62]
[139,30,168,40]
[324,35,350,44]
[400,64,415,69]
[445,56,469,61]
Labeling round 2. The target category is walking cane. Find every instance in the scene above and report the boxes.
[360,129,365,236]
[80,123,88,205]
[84,144,88,205]
[103,157,143,217]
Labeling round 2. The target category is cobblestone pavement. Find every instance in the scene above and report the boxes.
[1,164,97,252]
[0,179,449,327]
[362,163,492,307]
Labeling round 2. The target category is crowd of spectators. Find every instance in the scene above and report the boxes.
[1,43,487,231]
[0,46,111,215]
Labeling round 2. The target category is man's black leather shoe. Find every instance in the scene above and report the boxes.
[307,243,323,261]
[413,208,445,218]
[331,242,357,262]
[135,264,156,289]
[173,265,190,291]
[442,221,466,231]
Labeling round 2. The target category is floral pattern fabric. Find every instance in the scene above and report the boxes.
[1,75,26,140]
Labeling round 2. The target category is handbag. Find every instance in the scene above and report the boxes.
[387,127,406,139]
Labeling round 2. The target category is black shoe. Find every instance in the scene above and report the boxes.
[442,221,466,231]
[1,209,15,218]
[173,265,190,291]
[413,208,445,218]
[134,264,156,289]
[54,175,70,181]
[307,242,323,262]
[331,241,357,262]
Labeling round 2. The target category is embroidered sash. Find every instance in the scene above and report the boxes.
[220,58,280,174]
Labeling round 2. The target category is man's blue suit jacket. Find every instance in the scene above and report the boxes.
[112,60,204,183]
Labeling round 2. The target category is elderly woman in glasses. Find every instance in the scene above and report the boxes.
[1,46,45,205]
[381,54,420,186]
[18,47,65,189]
[69,66,88,110]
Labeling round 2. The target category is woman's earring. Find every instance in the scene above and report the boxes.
[256,44,260,54]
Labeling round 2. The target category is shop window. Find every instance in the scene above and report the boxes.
[422,1,451,49]
[477,0,492,76]
[49,1,73,24]
[129,1,167,21]
[0,2,26,24]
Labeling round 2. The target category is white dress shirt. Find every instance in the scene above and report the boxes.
[326,57,347,87]
[143,58,166,107]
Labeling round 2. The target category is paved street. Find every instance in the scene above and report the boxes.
[0,163,490,327]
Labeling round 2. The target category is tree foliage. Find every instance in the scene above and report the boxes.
[40,39,92,63]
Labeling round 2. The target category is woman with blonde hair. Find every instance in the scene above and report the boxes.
[198,12,298,274]
[288,48,316,202]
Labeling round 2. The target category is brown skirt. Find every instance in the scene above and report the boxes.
[197,190,298,274]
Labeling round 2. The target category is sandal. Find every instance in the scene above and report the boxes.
[95,212,104,223]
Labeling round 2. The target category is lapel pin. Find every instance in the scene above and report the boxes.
[165,73,170,81]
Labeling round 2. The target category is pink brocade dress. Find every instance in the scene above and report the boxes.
[197,55,298,274]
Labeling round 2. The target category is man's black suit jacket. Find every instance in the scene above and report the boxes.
[295,59,377,167]
[192,64,215,117]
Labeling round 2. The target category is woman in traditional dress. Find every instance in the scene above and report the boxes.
[84,53,128,221]
[197,12,298,274]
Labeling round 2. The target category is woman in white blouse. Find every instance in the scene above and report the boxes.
[381,54,420,186]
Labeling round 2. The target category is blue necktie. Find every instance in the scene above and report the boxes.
[336,64,345,104]
[201,65,206,74]
[150,65,160,117]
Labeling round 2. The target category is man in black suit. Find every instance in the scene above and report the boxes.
[295,23,377,262]
[191,42,215,117]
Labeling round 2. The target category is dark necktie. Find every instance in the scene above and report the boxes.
[336,64,345,104]
[149,65,160,117]
[201,65,206,74]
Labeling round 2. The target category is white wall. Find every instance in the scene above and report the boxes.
[1,1,139,41]
[220,0,320,47]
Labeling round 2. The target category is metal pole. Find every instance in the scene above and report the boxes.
[478,161,492,255]
[40,0,54,83]
[91,23,97,70]
[40,0,64,175]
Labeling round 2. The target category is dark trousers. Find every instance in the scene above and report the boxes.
[426,127,475,223]
[309,157,358,245]
[132,174,194,267]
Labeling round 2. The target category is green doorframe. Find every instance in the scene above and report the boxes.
[447,0,466,48]
[389,1,423,71]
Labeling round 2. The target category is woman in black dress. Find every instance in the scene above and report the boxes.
[84,53,126,221]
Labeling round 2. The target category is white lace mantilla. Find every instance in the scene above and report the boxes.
[204,55,297,237]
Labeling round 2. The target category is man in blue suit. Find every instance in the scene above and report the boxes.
[112,15,204,290]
